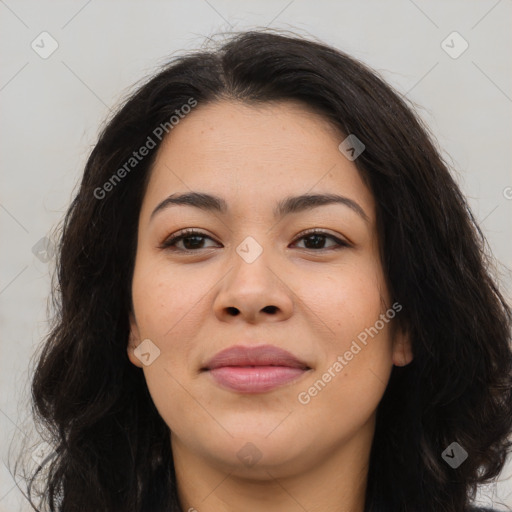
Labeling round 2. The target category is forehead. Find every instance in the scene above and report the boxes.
[141,99,375,224]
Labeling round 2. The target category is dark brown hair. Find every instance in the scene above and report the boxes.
[13,29,512,512]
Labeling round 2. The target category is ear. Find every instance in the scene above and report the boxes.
[391,324,413,367]
[127,311,144,368]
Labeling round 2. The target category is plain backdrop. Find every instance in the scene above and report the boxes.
[1,1,511,510]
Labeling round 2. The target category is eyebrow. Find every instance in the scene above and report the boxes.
[149,191,370,224]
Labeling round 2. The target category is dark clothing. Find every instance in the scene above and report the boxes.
[371,505,500,511]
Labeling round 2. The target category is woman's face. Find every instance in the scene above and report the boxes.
[128,99,412,477]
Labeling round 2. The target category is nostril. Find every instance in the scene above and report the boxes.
[226,307,239,316]
[263,305,278,314]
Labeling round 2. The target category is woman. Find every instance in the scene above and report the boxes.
[16,30,511,512]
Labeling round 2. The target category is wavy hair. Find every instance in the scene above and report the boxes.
[12,29,512,512]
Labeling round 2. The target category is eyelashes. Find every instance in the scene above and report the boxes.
[159,228,351,253]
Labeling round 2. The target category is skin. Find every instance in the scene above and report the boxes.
[127,99,413,512]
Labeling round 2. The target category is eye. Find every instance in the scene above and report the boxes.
[159,229,219,252]
[159,228,350,252]
[291,229,350,251]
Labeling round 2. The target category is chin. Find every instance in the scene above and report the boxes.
[204,432,310,475]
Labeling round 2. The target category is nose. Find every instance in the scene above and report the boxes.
[213,245,294,324]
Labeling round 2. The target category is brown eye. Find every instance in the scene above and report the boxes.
[160,229,350,253]
[160,230,219,252]
[292,230,350,251]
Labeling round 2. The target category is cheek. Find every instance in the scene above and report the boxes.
[131,260,203,434]
[131,257,206,340]
[328,261,394,373]
[293,258,393,416]
[131,259,204,417]
[294,257,386,343]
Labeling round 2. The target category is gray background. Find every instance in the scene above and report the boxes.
[1,0,511,510]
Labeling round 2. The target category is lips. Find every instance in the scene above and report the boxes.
[203,344,309,371]
[202,344,310,393]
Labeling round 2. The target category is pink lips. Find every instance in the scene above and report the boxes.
[202,344,310,393]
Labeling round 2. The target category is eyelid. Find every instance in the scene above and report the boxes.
[294,228,351,245]
[158,228,216,250]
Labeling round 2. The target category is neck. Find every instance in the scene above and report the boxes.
[172,415,375,512]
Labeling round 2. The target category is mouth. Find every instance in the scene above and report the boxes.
[201,344,311,393]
